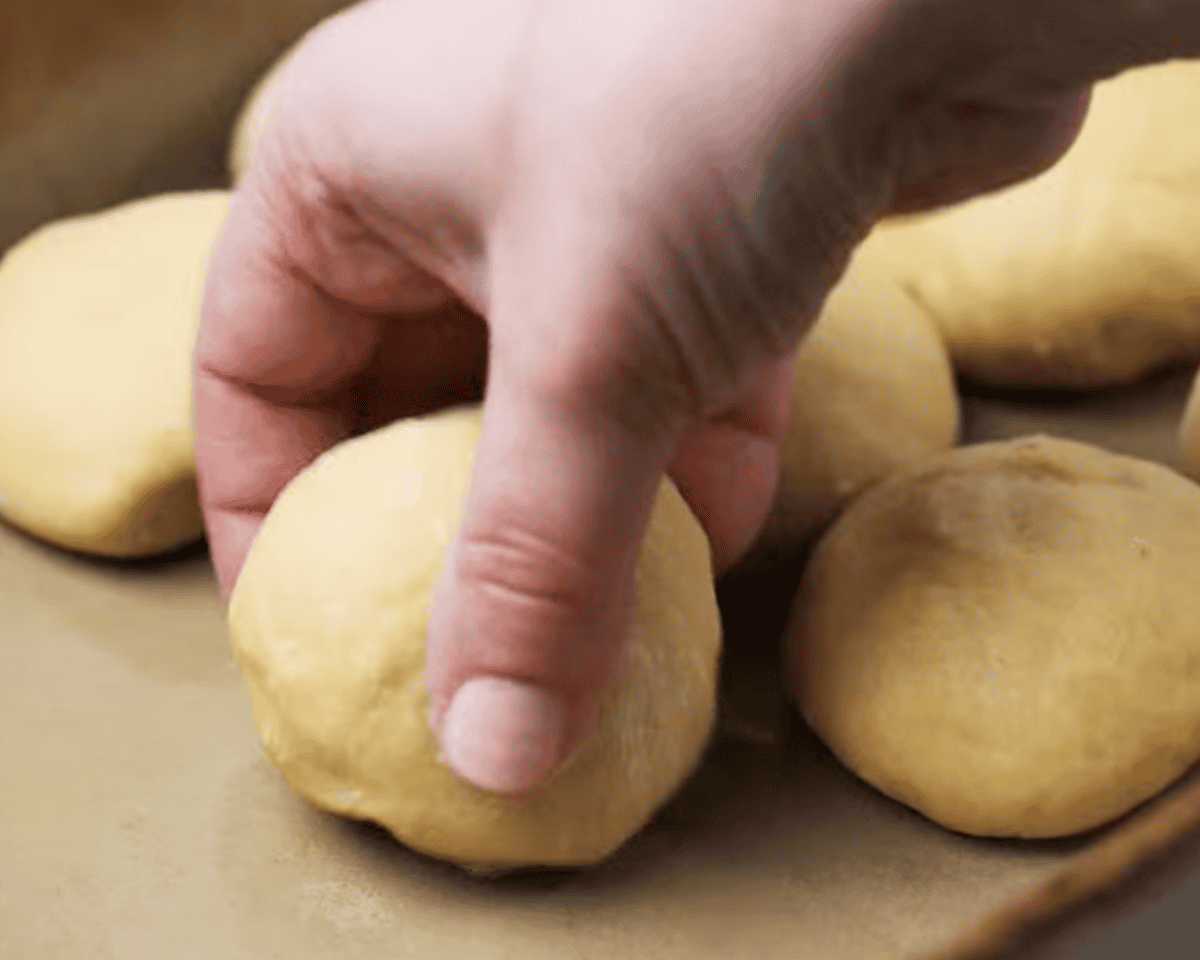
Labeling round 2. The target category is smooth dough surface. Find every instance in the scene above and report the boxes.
[786,435,1200,838]
[229,406,721,869]
[755,257,959,557]
[0,191,228,556]
[856,61,1200,390]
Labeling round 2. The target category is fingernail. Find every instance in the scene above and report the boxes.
[439,676,570,796]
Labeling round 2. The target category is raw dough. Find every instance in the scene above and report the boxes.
[856,61,1200,390]
[786,435,1200,838]
[1178,366,1200,480]
[0,191,229,556]
[227,38,301,183]
[229,406,721,869]
[754,256,959,558]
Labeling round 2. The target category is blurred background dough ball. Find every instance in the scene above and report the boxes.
[0,191,229,557]
[229,406,722,870]
[1178,365,1200,480]
[752,256,959,561]
[856,61,1200,390]
[227,39,301,183]
[786,435,1200,839]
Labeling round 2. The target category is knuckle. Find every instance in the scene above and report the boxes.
[453,520,600,628]
[614,183,835,428]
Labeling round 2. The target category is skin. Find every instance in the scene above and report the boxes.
[195,0,1200,796]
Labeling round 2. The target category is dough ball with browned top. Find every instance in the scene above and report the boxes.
[229,405,721,869]
[787,435,1200,838]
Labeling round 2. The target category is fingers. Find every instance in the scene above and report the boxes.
[194,190,375,595]
[423,178,809,794]
[194,367,359,595]
[887,88,1093,215]
[846,0,1200,221]
[194,148,470,594]
[425,352,682,795]
[425,324,793,796]
[667,354,795,573]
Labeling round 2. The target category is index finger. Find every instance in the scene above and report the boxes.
[194,161,464,593]
[193,182,377,593]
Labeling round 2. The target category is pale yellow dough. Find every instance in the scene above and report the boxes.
[857,61,1200,390]
[756,256,959,556]
[0,191,229,556]
[229,406,721,869]
[786,435,1200,839]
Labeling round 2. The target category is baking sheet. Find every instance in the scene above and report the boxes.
[5,367,1194,959]
[9,5,1200,958]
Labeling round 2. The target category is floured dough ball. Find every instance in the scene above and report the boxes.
[229,406,721,869]
[857,61,1200,390]
[786,435,1200,838]
[754,258,959,558]
[227,40,300,183]
[0,191,229,556]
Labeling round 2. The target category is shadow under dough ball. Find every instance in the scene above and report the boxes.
[786,435,1200,838]
[228,405,722,870]
[0,191,229,557]
[856,61,1200,390]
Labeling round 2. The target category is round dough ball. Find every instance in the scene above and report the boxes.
[227,40,300,184]
[0,191,229,556]
[786,435,1200,838]
[756,258,959,556]
[229,406,721,869]
[856,61,1200,390]
[1178,365,1200,480]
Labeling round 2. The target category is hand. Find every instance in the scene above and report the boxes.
[195,0,1200,795]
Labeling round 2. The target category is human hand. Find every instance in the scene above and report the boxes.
[195,0,1200,795]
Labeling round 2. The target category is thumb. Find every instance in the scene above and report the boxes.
[425,336,685,796]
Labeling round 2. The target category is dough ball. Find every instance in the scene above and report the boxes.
[756,258,959,557]
[856,61,1200,390]
[227,40,300,184]
[1178,365,1200,480]
[229,406,721,869]
[786,435,1200,838]
[0,191,228,557]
